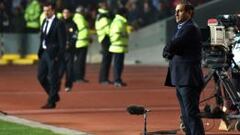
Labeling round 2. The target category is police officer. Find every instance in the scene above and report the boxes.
[109,8,128,87]
[73,6,90,83]
[95,0,113,84]
[59,7,78,92]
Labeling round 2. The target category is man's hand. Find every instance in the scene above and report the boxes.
[163,44,173,59]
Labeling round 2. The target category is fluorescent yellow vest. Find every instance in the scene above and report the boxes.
[95,8,111,43]
[109,14,128,53]
[40,12,45,26]
[24,0,41,29]
[73,13,89,48]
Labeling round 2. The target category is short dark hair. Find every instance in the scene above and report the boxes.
[184,3,194,12]
[43,2,56,10]
[179,1,194,17]
[62,6,73,13]
[117,7,128,16]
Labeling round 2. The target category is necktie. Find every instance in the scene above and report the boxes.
[43,20,49,34]
[42,20,49,49]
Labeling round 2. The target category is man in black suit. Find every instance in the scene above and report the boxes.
[37,2,66,109]
[163,2,205,135]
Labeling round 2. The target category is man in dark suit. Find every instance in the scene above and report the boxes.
[163,2,205,135]
[37,2,66,109]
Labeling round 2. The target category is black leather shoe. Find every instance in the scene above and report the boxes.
[41,103,56,109]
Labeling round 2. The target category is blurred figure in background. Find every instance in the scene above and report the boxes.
[12,6,25,56]
[24,0,41,32]
[11,6,25,33]
[73,5,90,83]
[156,0,171,20]
[95,0,113,85]
[140,0,158,27]
[126,0,141,30]
[109,8,129,87]
[107,0,118,14]
[59,7,78,92]
[0,0,10,33]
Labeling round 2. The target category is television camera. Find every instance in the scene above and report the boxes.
[201,14,240,131]
[203,14,240,69]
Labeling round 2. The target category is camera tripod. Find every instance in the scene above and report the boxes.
[200,61,240,131]
[179,44,240,132]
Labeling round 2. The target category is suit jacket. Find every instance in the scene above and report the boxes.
[38,17,66,59]
[163,20,204,87]
[62,17,78,52]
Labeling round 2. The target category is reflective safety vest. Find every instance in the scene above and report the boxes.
[73,13,89,48]
[56,12,63,19]
[95,8,111,43]
[40,12,45,25]
[109,14,128,53]
[24,0,41,29]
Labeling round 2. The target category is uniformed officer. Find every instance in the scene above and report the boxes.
[73,6,90,83]
[109,8,129,87]
[95,0,113,84]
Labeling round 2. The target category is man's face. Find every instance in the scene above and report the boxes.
[63,9,71,19]
[175,4,191,23]
[43,5,55,19]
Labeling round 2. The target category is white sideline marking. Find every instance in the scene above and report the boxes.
[0,114,91,135]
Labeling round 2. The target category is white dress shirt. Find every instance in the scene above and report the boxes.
[42,15,56,49]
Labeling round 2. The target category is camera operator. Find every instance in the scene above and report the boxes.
[232,31,240,99]
[232,17,240,101]
[225,14,240,113]
[215,14,240,113]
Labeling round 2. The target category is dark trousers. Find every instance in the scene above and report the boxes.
[176,86,205,135]
[112,53,124,83]
[74,47,88,81]
[37,51,60,104]
[59,51,74,88]
[99,51,112,82]
[99,36,112,82]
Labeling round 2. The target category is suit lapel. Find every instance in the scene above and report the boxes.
[48,18,57,35]
[41,19,47,33]
[174,20,192,39]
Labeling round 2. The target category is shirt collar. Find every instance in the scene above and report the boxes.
[46,15,55,22]
[177,19,190,29]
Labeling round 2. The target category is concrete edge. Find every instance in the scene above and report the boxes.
[0,113,91,135]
